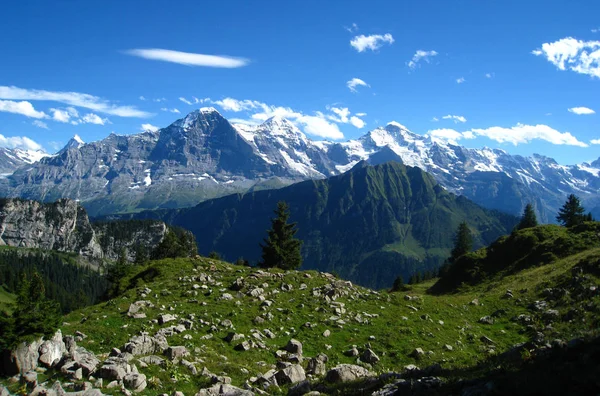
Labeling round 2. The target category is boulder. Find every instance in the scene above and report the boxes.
[123,373,147,393]
[22,370,38,388]
[284,339,303,355]
[305,353,328,376]
[195,383,255,395]
[123,334,167,356]
[361,348,380,364]
[158,314,176,325]
[275,364,306,385]
[410,348,425,359]
[325,364,372,383]
[166,346,188,360]
[38,330,67,368]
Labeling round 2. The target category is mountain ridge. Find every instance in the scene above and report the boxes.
[0,108,598,220]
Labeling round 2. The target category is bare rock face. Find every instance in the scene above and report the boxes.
[38,330,67,368]
[0,198,172,261]
[0,198,102,257]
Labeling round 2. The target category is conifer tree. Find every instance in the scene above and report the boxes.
[450,222,473,262]
[556,194,586,227]
[260,201,303,270]
[391,275,405,292]
[134,244,149,265]
[517,203,538,230]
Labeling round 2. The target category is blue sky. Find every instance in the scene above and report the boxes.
[0,0,598,164]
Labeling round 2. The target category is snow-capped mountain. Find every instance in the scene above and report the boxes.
[0,146,48,174]
[0,108,598,220]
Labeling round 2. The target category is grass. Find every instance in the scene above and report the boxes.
[39,245,596,395]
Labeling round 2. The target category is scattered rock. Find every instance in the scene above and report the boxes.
[410,348,425,359]
[275,364,306,385]
[285,339,303,355]
[325,364,372,383]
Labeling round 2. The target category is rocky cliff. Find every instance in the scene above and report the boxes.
[0,198,170,261]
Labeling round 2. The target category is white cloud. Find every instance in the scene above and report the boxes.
[568,106,595,115]
[296,114,344,139]
[50,108,71,123]
[179,97,192,105]
[429,128,471,145]
[345,23,359,33]
[590,139,600,144]
[532,37,600,78]
[350,33,394,52]
[141,123,159,132]
[355,112,367,117]
[0,100,48,119]
[431,117,439,122]
[407,50,438,69]
[346,78,370,93]
[0,134,43,151]
[213,98,262,112]
[125,48,249,68]
[429,124,588,147]
[328,107,350,123]
[0,86,151,117]
[32,120,49,130]
[350,116,366,129]
[139,96,146,101]
[161,108,181,114]
[81,113,109,125]
[456,77,466,84]
[485,72,494,78]
[442,114,467,123]
[593,28,599,33]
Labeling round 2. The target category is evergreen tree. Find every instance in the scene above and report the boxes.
[8,272,61,346]
[585,212,595,222]
[517,203,538,230]
[556,194,586,227]
[260,201,303,270]
[391,275,405,292]
[208,251,222,260]
[450,222,473,262]
[134,244,149,265]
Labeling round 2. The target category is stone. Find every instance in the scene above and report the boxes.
[480,336,495,345]
[443,344,453,351]
[235,341,251,351]
[97,364,127,381]
[410,348,425,359]
[138,355,166,367]
[127,301,154,317]
[22,370,37,388]
[158,314,177,325]
[123,334,167,356]
[225,333,245,343]
[543,309,560,320]
[195,383,254,395]
[361,348,380,364]
[322,330,331,337]
[124,373,147,393]
[8,337,42,375]
[305,353,328,376]
[325,364,372,383]
[275,364,306,385]
[38,330,66,368]
[166,346,188,360]
[230,277,245,291]
[221,293,234,300]
[478,316,494,325]
[220,319,233,328]
[285,339,303,355]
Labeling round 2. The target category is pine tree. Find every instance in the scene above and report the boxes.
[391,275,405,292]
[517,203,538,230]
[260,201,303,270]
[450,222,473,262]
[134,244,149,265]
[556,194,586,227]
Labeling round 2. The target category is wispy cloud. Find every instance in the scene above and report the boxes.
[532,37,600,78]
[407,50,438,69]
[125,48,249,68]
[442,114,467,123]
[568,106,595,115]
[485,72,495,78]
[32,120,49,130]
[0,86,151,117]
[81,113,109,125]
[139,96,146,101]
[327,106,367,129]
[591,139,600,144]
[456,77,466,84]
[161,108,181,114]
[346,78,370,93]
[592,28,599,33]
[344,23,359,33]
[0,134,43,151]
[179,96,208,105]
[0,100,48,119]
[429,123,588,147]
[350,34,394,52]
[141,123,159,132]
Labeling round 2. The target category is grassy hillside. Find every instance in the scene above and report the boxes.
[0,285,15,313]
[124,162,517,289]
[4,225,590,395]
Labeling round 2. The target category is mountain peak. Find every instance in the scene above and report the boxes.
[173,107,225,130]
[385,121,410,131]
[72,134,84,144]
[57,135,85,154]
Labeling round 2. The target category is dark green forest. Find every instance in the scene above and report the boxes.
[0,248,108,313]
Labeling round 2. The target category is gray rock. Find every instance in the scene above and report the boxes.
[305,353,328,376]
[325,364,372,383]
[123,373,147,392]
[38,330,66,368]
[22,370,38,388]
[410,348,425,359]
[195,384,255,395]
[285,339,303,355]
[361,348,380,364]
[275,364,306,385]
[478,316,494,325]
[166,346,188,360]
[158,314,177,325]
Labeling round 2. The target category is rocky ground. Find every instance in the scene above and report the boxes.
[1,249,599,395]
